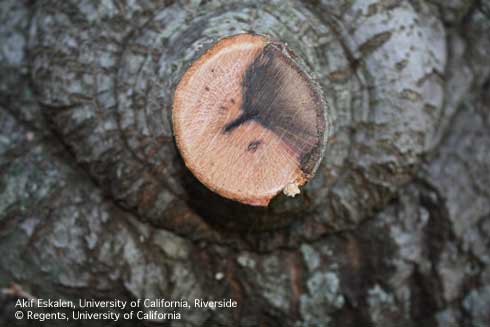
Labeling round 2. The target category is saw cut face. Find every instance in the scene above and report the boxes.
[172,34,327,206]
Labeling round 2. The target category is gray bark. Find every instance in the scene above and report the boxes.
[0,0,489,326]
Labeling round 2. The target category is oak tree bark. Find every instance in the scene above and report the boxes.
[1,0,489,326]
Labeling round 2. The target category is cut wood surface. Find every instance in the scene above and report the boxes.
[172,34,328,206]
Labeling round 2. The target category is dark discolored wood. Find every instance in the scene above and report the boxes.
[172,33,328,206]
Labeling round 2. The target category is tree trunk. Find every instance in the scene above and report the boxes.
[1,0,489,326]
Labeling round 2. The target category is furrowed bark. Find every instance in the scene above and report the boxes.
[27,0,446,240]
[1,0,490,326]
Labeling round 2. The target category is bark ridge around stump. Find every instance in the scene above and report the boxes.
[172,33,328,206]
